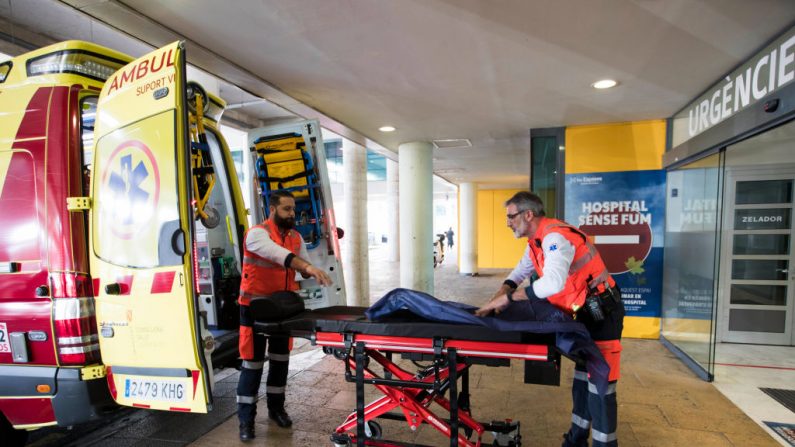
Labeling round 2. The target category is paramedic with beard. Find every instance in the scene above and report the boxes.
[236,190,332,441]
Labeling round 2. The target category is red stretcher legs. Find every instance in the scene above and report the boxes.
[316,331,543,447]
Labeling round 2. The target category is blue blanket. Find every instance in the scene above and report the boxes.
[365,288,610,394]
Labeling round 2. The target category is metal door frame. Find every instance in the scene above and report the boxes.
[718,165,795,345]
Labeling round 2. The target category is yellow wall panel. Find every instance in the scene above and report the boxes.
[477,189,526,269]
[623,317,660,339]
[477,191,494,267]
[566,120,666,174]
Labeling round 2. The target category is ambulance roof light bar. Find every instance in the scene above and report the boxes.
[26,50,127,82]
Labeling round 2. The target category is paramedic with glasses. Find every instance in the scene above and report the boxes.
[236,190,332,441]
[476,191,624,447]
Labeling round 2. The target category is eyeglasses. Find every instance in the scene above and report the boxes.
[506,209,528,221]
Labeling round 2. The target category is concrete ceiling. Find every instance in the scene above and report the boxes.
[2,0,795,188]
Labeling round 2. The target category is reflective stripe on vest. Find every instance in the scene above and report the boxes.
[528,218,615,314]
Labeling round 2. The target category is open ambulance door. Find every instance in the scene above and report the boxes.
[89,42,213,413]
[248,120,346,308]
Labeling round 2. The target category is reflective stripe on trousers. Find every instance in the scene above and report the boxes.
[237,334,291,424]
[563,364,618,447]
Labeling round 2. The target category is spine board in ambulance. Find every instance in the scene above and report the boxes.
[248,121,345,308]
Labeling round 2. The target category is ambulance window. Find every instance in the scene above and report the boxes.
[0,61,11,83]
[0,151,40,266]
[93,110,181,268]
[80,96,97,194]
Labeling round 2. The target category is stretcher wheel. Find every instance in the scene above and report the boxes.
[200,206,220,229]
[365,420,382,439]
[330,348,347,361]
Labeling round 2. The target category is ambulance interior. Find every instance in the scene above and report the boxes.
[194,122,244,367]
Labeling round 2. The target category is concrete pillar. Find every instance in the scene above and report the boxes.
[459,182,478,275]
[342,139,369,306]
[398,141,434,294]
[386,159,399,262]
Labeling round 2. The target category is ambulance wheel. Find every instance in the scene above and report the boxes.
[366,420,382,439]
[0,414,28,447]
[186,81,208,115]
[200,206,220,229]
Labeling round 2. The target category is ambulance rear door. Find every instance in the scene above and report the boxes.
[89,42,212,413]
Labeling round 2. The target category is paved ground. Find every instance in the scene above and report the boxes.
[26,246,783,446]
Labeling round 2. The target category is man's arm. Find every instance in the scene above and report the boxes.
[289,239,331,285]
[246,228,332,286]
[491,246,534,300]
[476,233,574,316]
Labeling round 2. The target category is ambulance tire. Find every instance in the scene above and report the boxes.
[200,206,220,229]
[0,413,28,447]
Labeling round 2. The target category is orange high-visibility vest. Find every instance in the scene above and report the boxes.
[238,219,303,360]
[527,217,615,315]
[239,219,303,304]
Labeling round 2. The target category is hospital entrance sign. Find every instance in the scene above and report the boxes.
[578,203,652,274]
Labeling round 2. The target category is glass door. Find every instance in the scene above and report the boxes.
[719,171,795,345]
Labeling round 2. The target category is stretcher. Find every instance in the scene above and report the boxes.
[256,306,561,447]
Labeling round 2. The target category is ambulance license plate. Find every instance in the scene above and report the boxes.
[124,378,187,402]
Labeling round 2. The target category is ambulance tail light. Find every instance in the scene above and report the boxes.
[27,50,125,82]
[51,272,101,365]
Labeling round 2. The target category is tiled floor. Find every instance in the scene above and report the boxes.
[189,246,785,446]
[714,343,795,445]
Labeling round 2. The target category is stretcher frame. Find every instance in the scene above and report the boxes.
[260,307,560,447]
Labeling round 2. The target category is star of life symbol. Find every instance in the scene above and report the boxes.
[103,140,160,240]
[548,243,558,252]
[109,154,150,225]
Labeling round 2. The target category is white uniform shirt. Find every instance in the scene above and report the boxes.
[506,232,575,298]
[246,226,309,265]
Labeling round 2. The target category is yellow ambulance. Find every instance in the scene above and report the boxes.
[0,40,249,442]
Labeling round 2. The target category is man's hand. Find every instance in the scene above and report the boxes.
[475,293,509,317]
[304,265,333,286]
[491,284,511,302]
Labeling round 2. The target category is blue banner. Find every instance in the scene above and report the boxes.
[564,170,666,318]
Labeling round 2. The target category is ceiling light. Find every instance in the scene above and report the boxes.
[379,126,396,132]
[592,79,618,89]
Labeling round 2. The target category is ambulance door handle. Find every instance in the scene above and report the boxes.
[171,229,185,256]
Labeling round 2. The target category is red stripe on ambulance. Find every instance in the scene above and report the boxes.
[150,271,175,293]
[192,370,200,399]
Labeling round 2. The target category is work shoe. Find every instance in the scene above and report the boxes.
[561,432,587,447]
[239,423,255,441]
[268,408,293,428]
